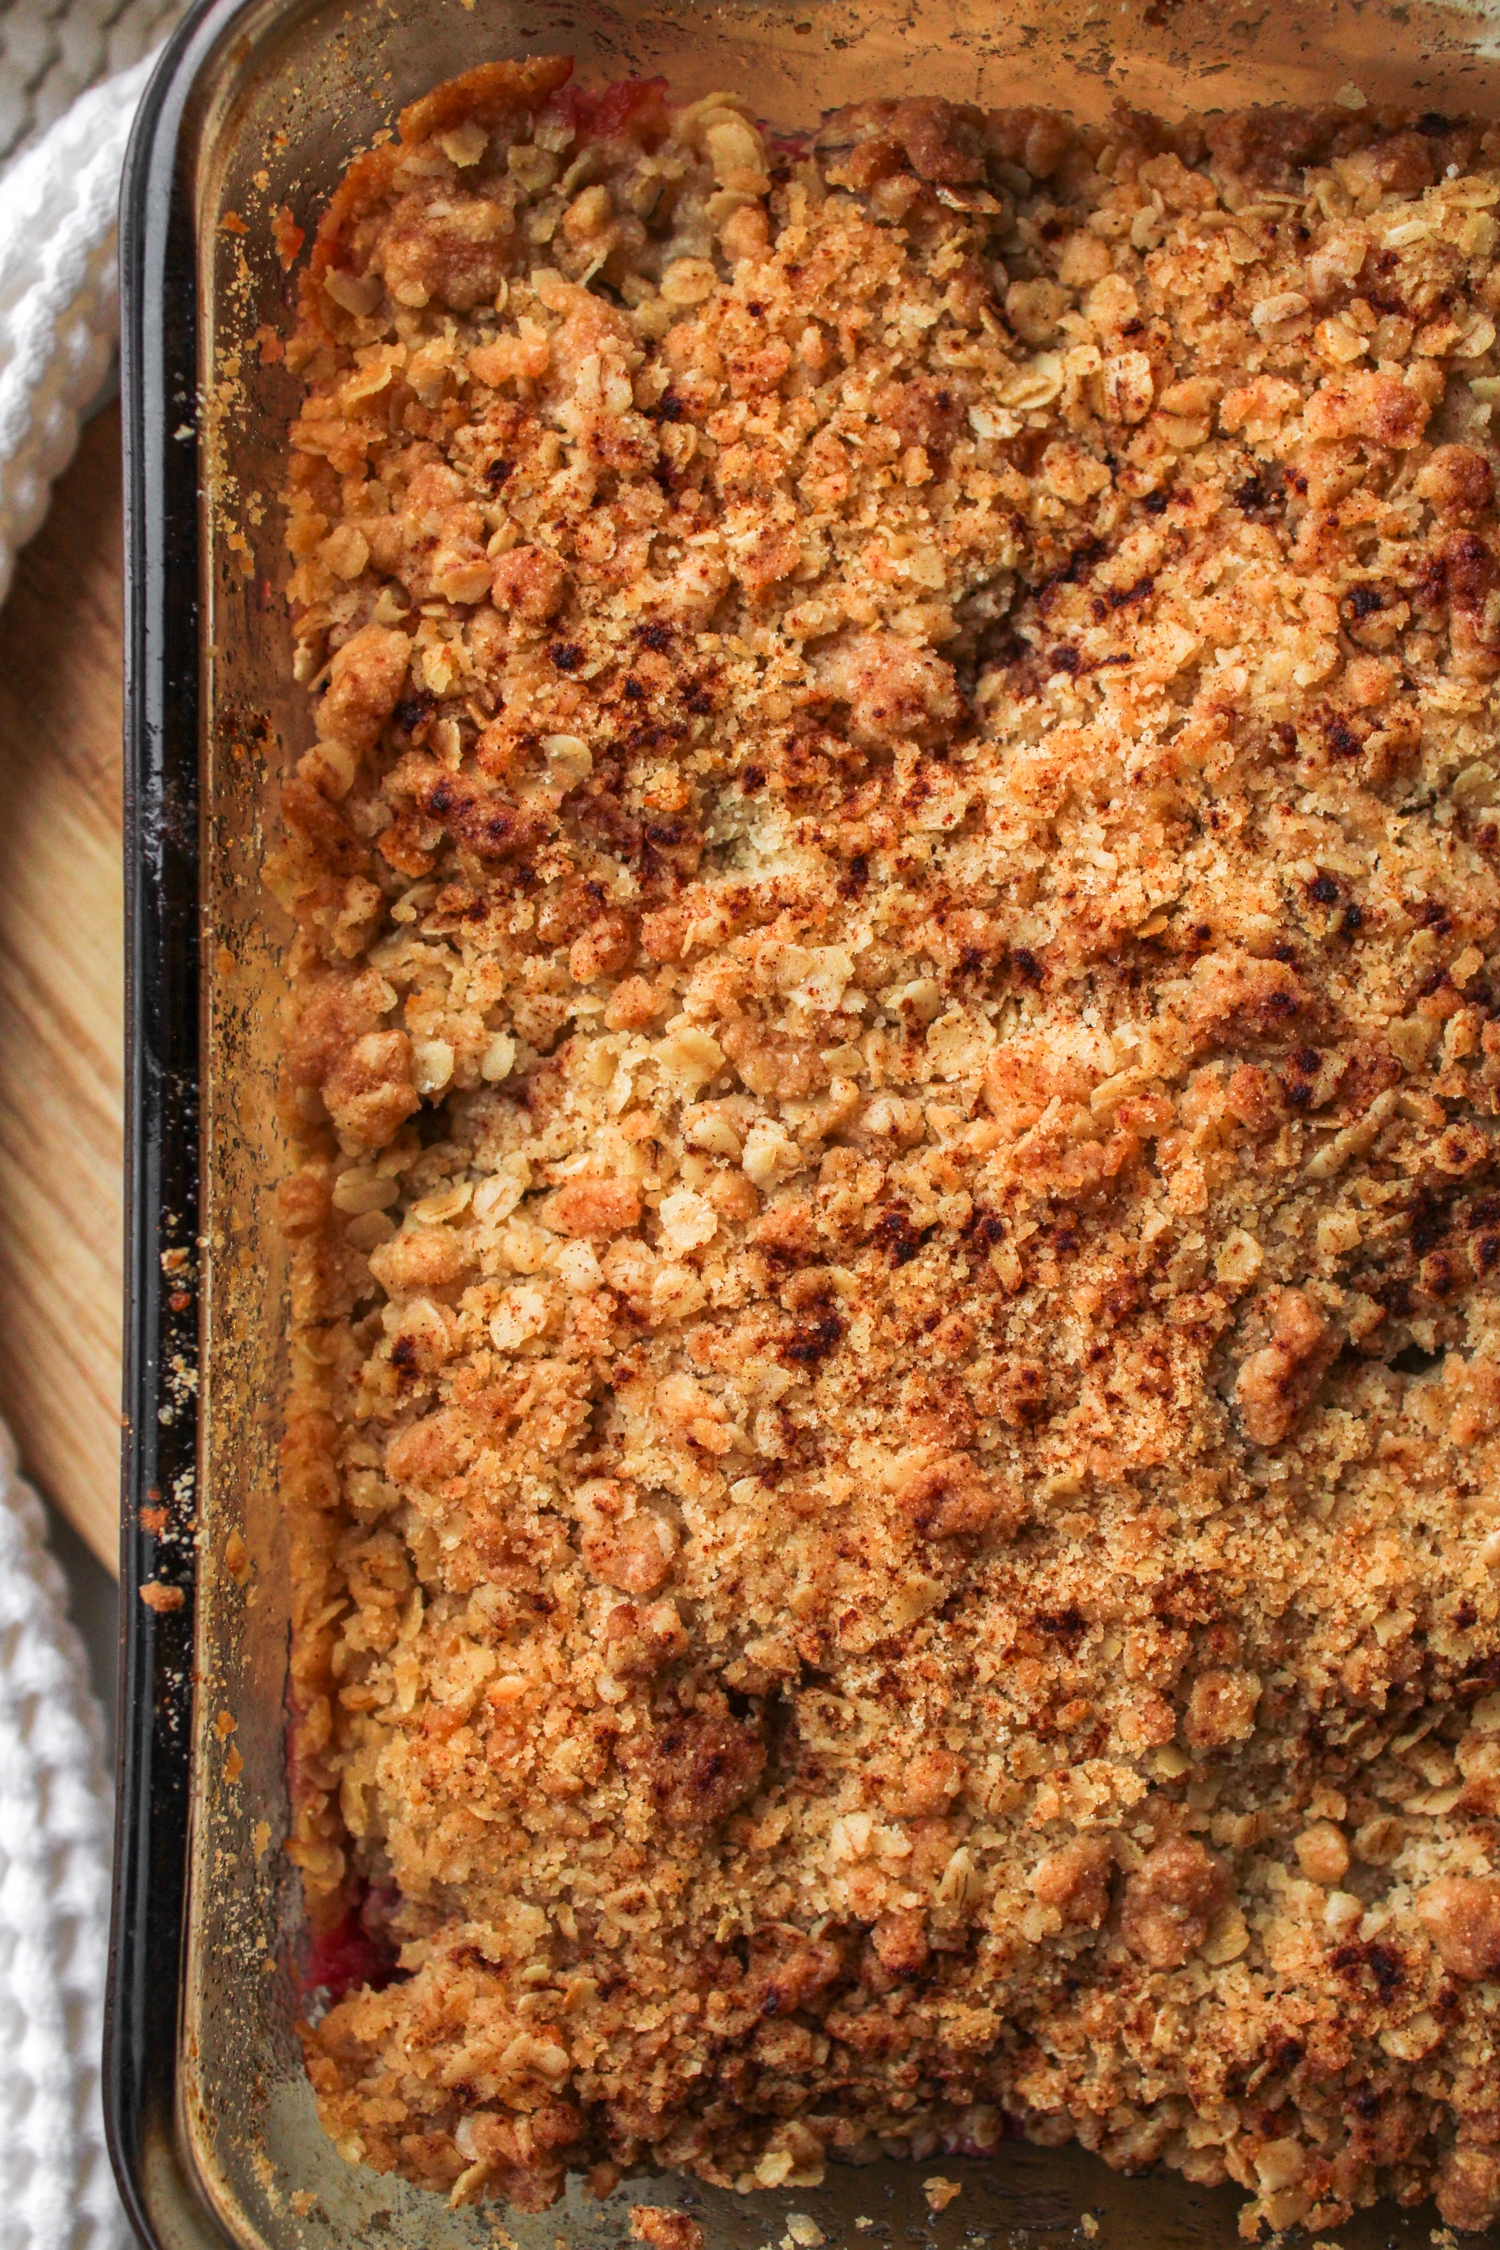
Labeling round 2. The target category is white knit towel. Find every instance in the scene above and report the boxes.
[0,0,182,167]
[0,44,156,607]
[0,1425,126,2250]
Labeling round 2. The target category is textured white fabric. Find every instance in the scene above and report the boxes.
[0,0,182,170]
[0,1426,125,2250]
[0,45,156,607]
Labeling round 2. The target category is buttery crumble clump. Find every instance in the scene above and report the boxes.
[277,57,1500,2236]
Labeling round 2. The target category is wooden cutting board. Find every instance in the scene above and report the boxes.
[0,403,125,1572]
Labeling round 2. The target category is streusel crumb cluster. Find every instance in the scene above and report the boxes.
[274,55,1500,2235]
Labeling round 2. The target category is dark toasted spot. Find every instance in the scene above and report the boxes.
[1034,1606,1087,1648]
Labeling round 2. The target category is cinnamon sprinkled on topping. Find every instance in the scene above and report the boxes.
[279,58,1500,2237]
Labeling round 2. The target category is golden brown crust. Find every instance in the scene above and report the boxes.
[277,62,1500,2237]
[397,55,577,152]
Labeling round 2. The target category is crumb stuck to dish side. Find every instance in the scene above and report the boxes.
[276,56,1500,2238]
[631,2204,706,2250]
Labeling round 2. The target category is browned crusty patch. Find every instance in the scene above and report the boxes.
[1417,1874,1500,1980]
[278,55,1500,2241]
[1120,1838,1230,1969]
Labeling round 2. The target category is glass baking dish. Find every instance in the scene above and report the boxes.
[109,0,1500,2240]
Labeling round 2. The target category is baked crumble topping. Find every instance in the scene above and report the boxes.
[274,57,1500,2236]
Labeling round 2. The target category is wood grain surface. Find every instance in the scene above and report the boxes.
[0,403,124,1571]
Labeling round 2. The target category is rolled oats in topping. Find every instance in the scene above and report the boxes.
[278,57,1500,2237]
